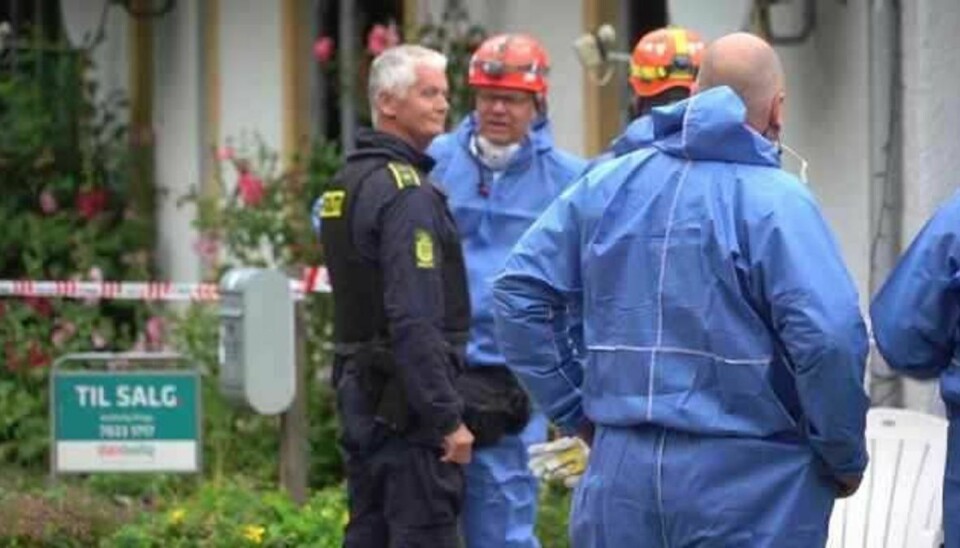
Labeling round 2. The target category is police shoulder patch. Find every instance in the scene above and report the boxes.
[386,162,421,190]
[414,228,435,269]
[320,190,346,218]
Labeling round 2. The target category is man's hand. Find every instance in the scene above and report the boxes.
[441,423,474,464]
[835,475,862,498]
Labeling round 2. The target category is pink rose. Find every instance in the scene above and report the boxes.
[75,187,108,220]
[192,234,220,266]
[366,23,400,56]
[28,342,49,368]
[51,321,77,348]
[146,316,165,345]
[237,172,265,207]
[39,189,58,214]
[313,36,335,63]
[215,146,235,161]
[25,297,53,318]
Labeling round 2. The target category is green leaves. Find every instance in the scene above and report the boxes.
[106,482,348,547]
[0,37,153,471]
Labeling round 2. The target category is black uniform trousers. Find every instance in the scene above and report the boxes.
[334,356,464,548]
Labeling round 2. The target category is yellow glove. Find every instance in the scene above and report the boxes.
[528,436,589,488]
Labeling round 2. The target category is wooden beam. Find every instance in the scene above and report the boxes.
[282,0,310,161]
[279,2,311,505]
[279,302,310,505]
[403,0,420,40]
[581,0,622,156]
[128,0,156,249]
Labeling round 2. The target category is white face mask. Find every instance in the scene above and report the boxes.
[472,135,521,172]
[780,142,810,184]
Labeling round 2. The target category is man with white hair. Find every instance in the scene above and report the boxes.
[319,44,474,547]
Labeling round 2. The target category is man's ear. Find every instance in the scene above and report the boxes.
[771,92,785,129]
[378,91,399,119]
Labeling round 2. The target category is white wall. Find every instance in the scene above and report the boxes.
[776,0,871,310]
[418,0,586,155]
[668,0,753,42]
[218,0,284,154]
[153,0,202,282]
[901,0,960,242]
[897,0,960,413]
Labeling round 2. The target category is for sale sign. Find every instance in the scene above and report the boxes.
[51,370,201,473]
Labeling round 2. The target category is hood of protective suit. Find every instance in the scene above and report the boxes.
[651,85,781,167]
[607,115,654,158]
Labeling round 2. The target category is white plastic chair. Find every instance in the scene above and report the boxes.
[827,407,948,548]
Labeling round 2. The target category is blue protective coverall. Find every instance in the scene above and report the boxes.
[427,115,585,548]
[579,114,655,176]
[871,190,960,548]
[492,86,869,547]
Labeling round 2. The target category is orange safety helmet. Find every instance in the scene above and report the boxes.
[629,27,705,98]
[468,33,550,96]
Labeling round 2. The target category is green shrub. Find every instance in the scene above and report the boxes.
[537,482,572,548]
[0,35,155,472]
[0,483,135,547]
[106,481,347,547]
[105,479,573,547]
[0,472,572,546]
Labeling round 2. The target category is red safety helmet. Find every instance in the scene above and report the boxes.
[468,33,550,98]
[629,27,705,98]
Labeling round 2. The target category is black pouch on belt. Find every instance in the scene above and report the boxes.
[456,366,532,448]
[354,345,409,433]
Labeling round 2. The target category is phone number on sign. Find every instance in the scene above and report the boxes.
[98,424,156,439]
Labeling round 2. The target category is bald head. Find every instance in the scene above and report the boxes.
[696,32,785,135]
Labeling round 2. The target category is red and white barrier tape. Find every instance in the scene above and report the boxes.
[0,267,330,302]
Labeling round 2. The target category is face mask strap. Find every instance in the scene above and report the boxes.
[780,142,809,184]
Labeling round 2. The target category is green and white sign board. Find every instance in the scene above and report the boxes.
[51,370,201,473]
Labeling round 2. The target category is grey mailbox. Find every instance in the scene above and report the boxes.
[218,268,295,415]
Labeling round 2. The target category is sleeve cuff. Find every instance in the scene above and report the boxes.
[823,445,869,478]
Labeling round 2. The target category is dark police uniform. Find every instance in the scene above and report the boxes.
[320,128,471,547]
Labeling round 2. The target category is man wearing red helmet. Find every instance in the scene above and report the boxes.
[428,33,585,548]
[629,27,704,116]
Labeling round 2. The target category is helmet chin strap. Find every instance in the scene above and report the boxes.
[472,134,522,171]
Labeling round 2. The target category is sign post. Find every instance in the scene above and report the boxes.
[50,352,201,478]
